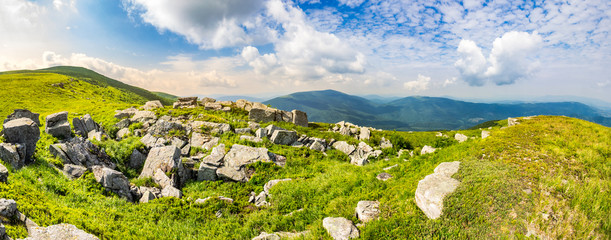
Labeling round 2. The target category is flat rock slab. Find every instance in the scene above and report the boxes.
[322,217,359,240]
[415,161,461,219]
[355,201,380,223]
[25,223,99,240]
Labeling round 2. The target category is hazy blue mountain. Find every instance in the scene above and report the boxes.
[264,90,611,131]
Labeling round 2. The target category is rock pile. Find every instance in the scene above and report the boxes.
[331,141,381,166]
[330,121,375,140]
[415,161,461,219]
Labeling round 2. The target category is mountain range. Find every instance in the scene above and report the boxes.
[264,89,611,131]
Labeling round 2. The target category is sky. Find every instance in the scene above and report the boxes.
[1,0,610,102]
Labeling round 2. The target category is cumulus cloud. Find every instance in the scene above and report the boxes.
[338,0,366,8]
[455,31,542,86]
[122,0,264,49]
[403,74,431,92]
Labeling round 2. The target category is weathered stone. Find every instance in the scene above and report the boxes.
[129,149,146,170]
[235,128,251,135]
[415,161,461,219]
[291,110,308,127]
[239,135,262,143]
[3,118,40,163]
[26,223,100,240]
[161,185,182,198]
[355,201,380,223]
[201,97,216,104]
[114,107,137,119]
[116,128,130,140]
[508,117,519,127]
[420,145,436,155]
[216,166,247,182]
[202,137,220,151]
[140,134,166,148]
[49,137,115,169]
[143,100,163,110]
[195,196,234,204]
[454,133,468,143]
[72,114,100,138]
[380,137,393,149]
[376,173,392,181]
[481,130,490,139]
[197,164,218,181]
[204,102,222,110]
[435,132,443,137]
[130,111,157,122]
[92,166,133,201]
[255,128,267,138]
[0,163,7,183]
[349,143,372,166]
[332,141,356,155]
[115,118,131,129]
[139,146,186,187]
[275,110,293,123]
[63,164,87,179]
[309,140,326,152]
[252,231,310,240]
[190,132,208,147]
[148,120,184,137]
[264,178,292,194]
[264,125,285,138]
[254,191,269,207]
[173,97,198,109]
[339,126,351,136]
[153,169,173,189]
[45,111,71,139]
[249,108,276,123]
[0,143,25,169]
[322,217,359,240]
[270,130,297,145]
[202,144,226,167]
[139,191,157,203]
[87,130,105,141]
[359,127,370,140]
[0,199,17,218]
[224,144,272,168]
[4,109,39,126]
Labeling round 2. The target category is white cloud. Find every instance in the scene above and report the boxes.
[122,0,265,49]
[455,31,542,86]
[338,0,366,8]
[443,77,457,87]
[404,74,431,92]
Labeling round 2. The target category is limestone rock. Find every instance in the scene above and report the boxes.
[380,137,393,149]
[415,161,461,219]
[63,164,87,179]
[26,223,99,240]
[234,128,251,135]
[376,173,392,181]
[0,199,17,218]
[49,137,115,169]
[204,102,222,110]
[114,107,137,119]
[332,141,356,155]
[202,144,226,167]
[454,133,468,143]
[358,127,370,140]
[200,97,216,104]
[216,166,248,182]
[270,130,297,145]
[508,117,519,127]
[130,110,156,122]
[255,128,267,138]
[355,201,380,223]
[190,132,208,147]
[224,144,272,169]
[2,118,40,163]
[45,111,71,139]
[72,114,100,138]
[202,137,220,151]
[87,130,105,141]
[115,118,131,129]
[4,109,40,126]
[143,100,163,110]
[481,130,490,139]
[92,166,133,201]
[420,145,436,155]
[139,191,157,203]
[161,185,182,198]
[264,125,285,138]
[249,108,276,123]
[139,146,187,187]
[264,178,292,194]
[129,149,147,170]
[116,128,130,140]
[275,110,292,123]
[173,97,198,109]
[0,143,25,169]
[147,120,184,137]
[239,135,262,143]
[153,168,174,189]
[0,163,7,183]
[140,134,167,148]
[291,110,308,127]
[197,164,218,181]
[322,217,359,240]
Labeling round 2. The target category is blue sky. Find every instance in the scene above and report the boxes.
[1,0,610,102]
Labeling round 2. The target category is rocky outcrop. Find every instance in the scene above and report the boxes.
[249,108,276,123]
[129,149,147,170]
[4,109,40,126]
[331,122,376,141]
[415,161,461,219]
[143,100,163,110]
[270,130,297,145]
[454,133,467,143]
[139,146,187,187]
[2,118,40,163]
[63,164,87,179]
[380,137,393,149]
[0,143,25,169]
[49,137,115,169]
[322,217,359,240]
[173,97,198,109]
[26,224,99,240]
[421,145,436,155]
[45,111,71,139]
[92,166,133,202]
[72,114,101,138]
[358,127,370,140]
[140,134,167,148]
[263,178,292,195]
[332,141,356,155]
[355,201,380,223]
[201,144,225,167]
[291,110,308,127]
[247,105,308,127]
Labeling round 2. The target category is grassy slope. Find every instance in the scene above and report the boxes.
[0,71,609,239]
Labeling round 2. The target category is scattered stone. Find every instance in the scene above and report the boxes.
[195,196,234,204]
[270,130,298,145]
[508,117,519,127]
[202,137,220,151]
[264,125,285,138]
[223,144,273,168]
[380,137,393,149]
[435,132,443,137]
[376,173,392,181]
[332,141,356,155]
[72,114,101,138]
[255,128,267,139]
[291,110,308,127]
[190,132,208,147]
[204,102,222,110]
[355,201,380,223]
[148,120,184,137]
[322,217,359,240]
[201,144,226,167]
[63,164,87,179]
[140,134,167,148]
[49,137,115,169]
[415,161,461,219]
[0,199,17,218]
[0,163,7,183]
[252,231,310,240]
[197,164,218,181]
[26,223,100,240]
[129,149,147,170]
[139,191,157,203]
[358,127,370,140]
[454,133,468,143]
[92,166,133,201]
[309,140,326,152]
[87,130,105,141]
[4,109,40,126]
[153,169,174,189]
[130,111,157,122]
[173,97,199,109]
[0,143,25,169]
[481,130,490,139]
[143,100,163,110]
[161,185,182,198]
[139,146,187,187]
[383,164,398,171]
[116,128,130,140]
[264,178,292,195]
[216,166,248,182]
[421,145,436,155]
[45,111,71,139]
[254,191,269,207]
[114,107,137,119]
[2,118,40,163]
[249,108,276,123]
[235,128,251,135]
[115,118,131,129]
[239,135,262,143]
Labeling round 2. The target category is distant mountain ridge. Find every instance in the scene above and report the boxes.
[264,90,611,131]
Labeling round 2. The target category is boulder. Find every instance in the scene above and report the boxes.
[249,108,276,123]
[139,146,187,186]
[2,118,40,163]
[197,164,218,181]
[87,130,105,141]
[254,191,269,207]
[0,143,26,169]
[153,169,174,189]
[63,164,87,179]
[204,102,222,110]
[234,128,251,135]
[45,111,71,139]
[173,97,198,109]
[309,140,326,152]
[201,144,226,167]
[114,107,137,119]
[72,114,100,138]
[380,137,393,149]
[376,172,392,181]
[224,144,272,168]
[200,97,216,104]
[239,135,262,143]
[140,134,167,148]
[332,141,356,155]
[270,130,298,145]
[0,199,17,218]
[130,110,157,122]
[508,117,519,127]
[349,144,372,166]
[139,191,157,203]
[355,201,380,223]
[252,231,310,240]
[0,163,7,183]
[216,166,248,182]
[115,118,131,129]
[275,110,293,123]
[421,145,436,155]
[415,161,461,219]
[358,127,370,140]
[322,217,359,240]
[49,137,115,169]
[190,132,208,147]
[147,120,184,136]
[4,109,40,126]
[202,137,220,151]
[161,185,182,198]
[26,223,99,240]
[454,133,468,143]
[481,130,490,139]
[116,128,130,140]
[264,178,292,194]
[0,222,5,240]
[255,128,267,138]
[143,100,163,110]
[264,125,285,138]
[129,149,147,170]
[92,166,133,201]
[291,110,308,127]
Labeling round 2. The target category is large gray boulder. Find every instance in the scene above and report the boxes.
[161,185,182,198]
[358,127,370,140]
[249,108,276,123]
[25,223,99,240]
[454,133,468,143]
[143,100,163,110]
[201,144,225,167]
[332,141,356,155]
[173,97,198,109]
[264,125,285,138]
[415,161,461,219]
[4,109,39,126]
[153,169,173,189]
[130,110,157,122]
[0,163,7,183]
[2,118,40,163]
[291,110,308,127]
[128,149,147,170]
[197,164,218,181]
[421,145,436,155]
[63,164,87,179]
[92,166,133,202]
[264,178,292,195]
[140,134,167,148]
[224,144,272,168]
[45,111,71,139]
[270,130,297,145]
[147,120,184,136]
[114,107,137,119]
[0,143,25,169]
[49,137,115,169]
[139,146,187,187]
[72,114,100,138]
[0,199,17,218]
[275,110,293,123]
[355,201,380,223]
[322,217,359,240]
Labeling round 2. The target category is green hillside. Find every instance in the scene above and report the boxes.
[0,70,609,239]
